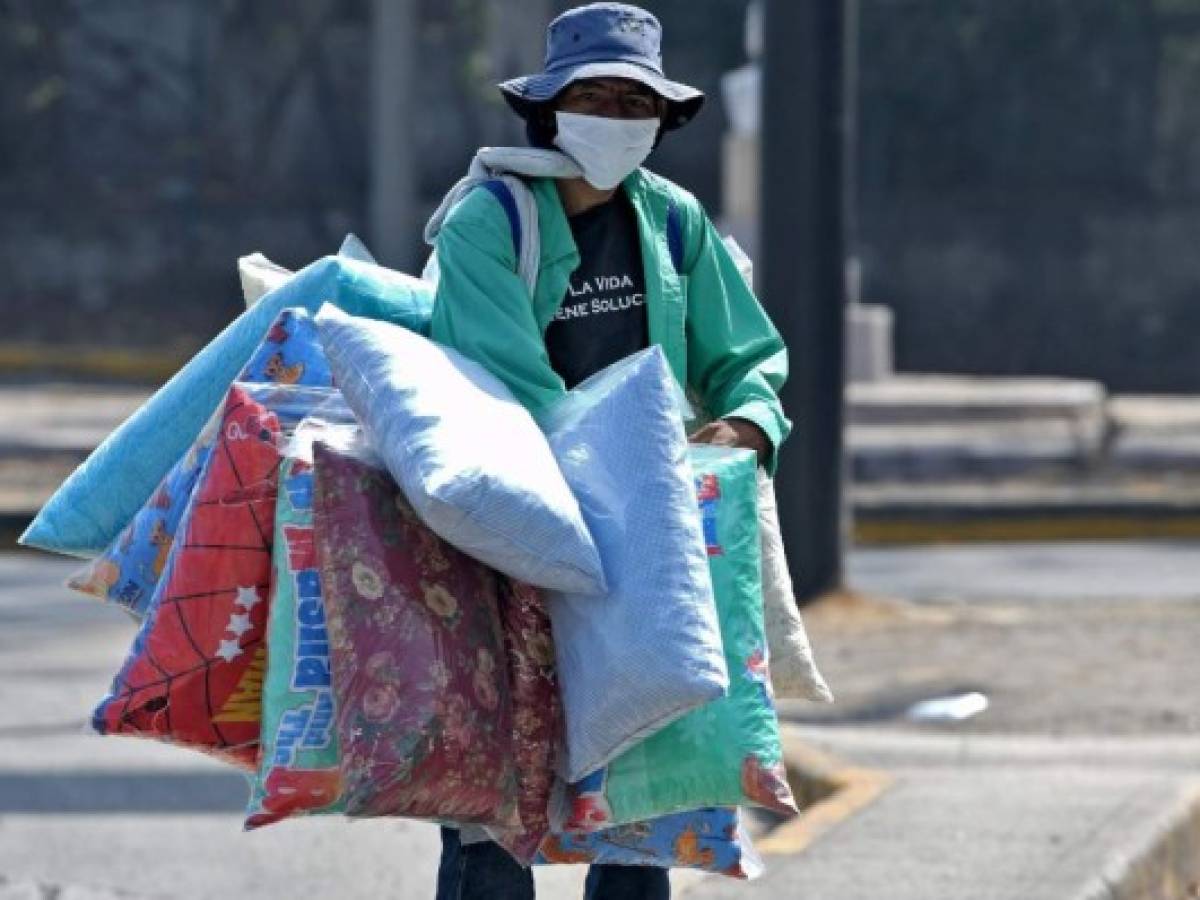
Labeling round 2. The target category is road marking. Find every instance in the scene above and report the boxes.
[761,735,893,856]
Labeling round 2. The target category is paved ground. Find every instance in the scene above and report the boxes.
[689,727,1200,900]
[684,541,1200,900]
[4,542,1200,898]
[788,542,1200,736]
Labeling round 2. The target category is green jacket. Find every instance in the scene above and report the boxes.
[429,167,791,472]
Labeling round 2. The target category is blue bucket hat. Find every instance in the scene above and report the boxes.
[498,3,705,131]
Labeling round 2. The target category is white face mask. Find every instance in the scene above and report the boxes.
[553,111,659,191]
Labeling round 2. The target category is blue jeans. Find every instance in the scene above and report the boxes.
[436,827,670,900]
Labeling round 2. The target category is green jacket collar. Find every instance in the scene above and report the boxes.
[530,169,655,270]
[530,177,578,271]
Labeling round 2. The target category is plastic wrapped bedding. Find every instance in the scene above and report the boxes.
[22,255,433,559]
[245,402,362,829]
[314,303,604,595]
[480,576,563,864]
[559,445,798,831]
[312,442,519,827]
[67,307,335,617]
[65,416,218,618]
[540,347,728,783]
[756,469,833,702]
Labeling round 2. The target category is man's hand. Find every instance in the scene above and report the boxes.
[688,417,771,467]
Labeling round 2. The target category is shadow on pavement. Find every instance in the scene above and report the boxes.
[0,771,247,814]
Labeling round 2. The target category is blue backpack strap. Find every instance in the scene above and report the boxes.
[666,200,684,275]
[478,178,523,260]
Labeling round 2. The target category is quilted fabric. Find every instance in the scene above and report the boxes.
[67,307,336,618]
[757,471,833,702]
[314,303,604,595]
[91,384,285,768]
[560,445,798,830]
[537,808,762,879]
[540,347,728,782]
[313,443,519,826]
[22,255,433,558]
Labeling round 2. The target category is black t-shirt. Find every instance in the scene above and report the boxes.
[544,192,648,389]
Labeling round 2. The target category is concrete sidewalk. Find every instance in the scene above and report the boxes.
[688,727,1200,900]
[684,557,1200,900]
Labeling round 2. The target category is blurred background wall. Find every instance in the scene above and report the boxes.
[2,0,1198,392]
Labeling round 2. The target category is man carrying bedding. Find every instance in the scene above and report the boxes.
[429,3,789,898]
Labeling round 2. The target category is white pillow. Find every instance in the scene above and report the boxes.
[238,252,293,308]
[314,304,605,594]
[757,470,833,702]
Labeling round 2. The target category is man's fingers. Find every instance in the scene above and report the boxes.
[689,421,738,446]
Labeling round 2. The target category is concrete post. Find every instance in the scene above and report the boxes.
[760,0,848,603]
[368,0,419,270]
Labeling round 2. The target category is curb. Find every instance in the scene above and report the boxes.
[1080,778,1200,900]
[767,734,893,856]
[10,506,1200,552]
[0,343,188,383]
[853,508,1200,544]
[774,728,1200,899]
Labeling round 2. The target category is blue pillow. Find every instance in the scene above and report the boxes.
[314,303,605,595]
[21,256,433,558]
[539,346,728,782]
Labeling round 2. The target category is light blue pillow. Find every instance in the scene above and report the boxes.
[539,347,729,782]
[21,256,433,558]
[313,303,605,595]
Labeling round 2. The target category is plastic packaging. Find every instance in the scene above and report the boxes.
[756,469,834,702]
[237,307,334,388]
[539,347,728,783]
[67,307,338,617]
[312,442,519,827]
[239,253,292,308]
[906,692,989,723]
[245,397,360,829]
[537,807,763,879]
[560,445,798,831]
[91,382,334,767]
[22,254,433,559]
[691,239,831,704]
[314,303,605,595]
[65,413,218,618]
